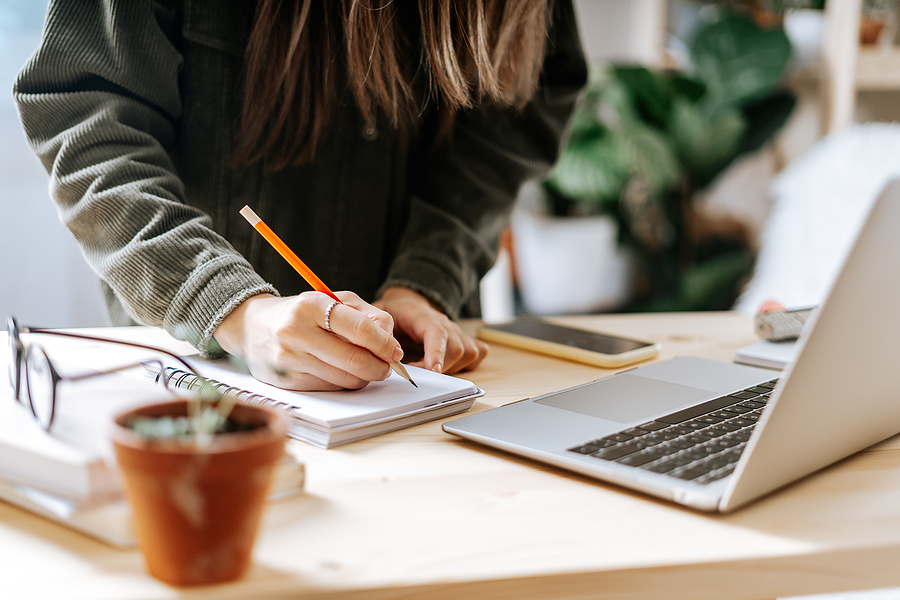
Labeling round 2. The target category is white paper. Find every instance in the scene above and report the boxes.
[171,357,480,428]
[733,339,799,370]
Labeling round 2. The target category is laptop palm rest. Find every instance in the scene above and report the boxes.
[535,375,713,424]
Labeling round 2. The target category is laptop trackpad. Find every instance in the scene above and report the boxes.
[534,374,713,424]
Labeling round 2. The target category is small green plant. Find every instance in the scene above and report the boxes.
[126,377,241,447]
[128,407,228,439]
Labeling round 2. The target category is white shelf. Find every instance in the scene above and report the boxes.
[856,46,900,90]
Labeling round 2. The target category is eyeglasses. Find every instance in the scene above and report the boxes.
[7,316,201,431]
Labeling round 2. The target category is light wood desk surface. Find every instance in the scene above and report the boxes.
[4,312,900,600]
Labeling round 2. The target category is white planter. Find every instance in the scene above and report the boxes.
[479,246,516,324]
[511,205,634,315]
[784,9,825,69]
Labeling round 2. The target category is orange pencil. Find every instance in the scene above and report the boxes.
[239,205,417,388]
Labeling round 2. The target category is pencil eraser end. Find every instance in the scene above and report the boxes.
[239,205,261,226]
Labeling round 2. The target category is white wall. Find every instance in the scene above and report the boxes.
[0,1,107,328]
[574,0,667,66]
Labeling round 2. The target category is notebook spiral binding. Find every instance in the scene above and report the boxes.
[147,365,301,415]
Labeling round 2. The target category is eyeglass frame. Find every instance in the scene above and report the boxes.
[7,316,202,431]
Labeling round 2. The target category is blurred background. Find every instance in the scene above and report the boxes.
[4,0,900,331]
[485,0,900,325]
[0,0,107,327]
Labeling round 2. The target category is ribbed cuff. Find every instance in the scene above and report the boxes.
[164,256,279,357]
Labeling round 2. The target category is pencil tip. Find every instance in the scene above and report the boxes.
[410,379,418,388]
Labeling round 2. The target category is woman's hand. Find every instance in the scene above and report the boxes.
[213,292,404,391]
[374,287,488,374]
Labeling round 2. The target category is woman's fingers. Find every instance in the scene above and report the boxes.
[424,322,489,374]
[211,286,486,392]
[336,291,396,335]
[254,350,370,391]
[375,287,488,374]
[321,297,403,366]
[212,291,400,391]
[443,333,489,374]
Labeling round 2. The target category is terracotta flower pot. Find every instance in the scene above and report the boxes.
[860,16,886,45]
[111,400,287,586]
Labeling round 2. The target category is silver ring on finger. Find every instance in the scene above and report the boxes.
[323,299,339,333]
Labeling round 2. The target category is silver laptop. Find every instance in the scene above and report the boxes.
[444,179,900,513]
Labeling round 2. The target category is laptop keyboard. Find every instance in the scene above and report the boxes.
[567,379,779,485]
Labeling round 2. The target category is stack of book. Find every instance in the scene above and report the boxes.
[0,369,305,548]
[733,339,799,370]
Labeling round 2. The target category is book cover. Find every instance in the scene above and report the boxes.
[0,370,167,505]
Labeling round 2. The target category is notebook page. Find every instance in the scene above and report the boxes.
[171,357,480,428]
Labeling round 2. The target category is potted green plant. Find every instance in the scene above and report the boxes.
[539,10,795,312]
[111,392,287,586]
[860,0,891,45]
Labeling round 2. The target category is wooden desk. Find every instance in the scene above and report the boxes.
[4,312,900,600]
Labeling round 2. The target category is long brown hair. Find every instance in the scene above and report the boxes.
[233,0,551,170]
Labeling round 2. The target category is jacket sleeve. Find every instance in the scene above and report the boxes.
[378,0,588,318]
[14,0,276,354]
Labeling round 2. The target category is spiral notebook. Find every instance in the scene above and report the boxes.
[147,358,483,448]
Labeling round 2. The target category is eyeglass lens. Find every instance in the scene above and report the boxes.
[6,316,201,431]
[7,316,21,401]
[25,346,56,430]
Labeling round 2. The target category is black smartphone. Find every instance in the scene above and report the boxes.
[478,316,659,368]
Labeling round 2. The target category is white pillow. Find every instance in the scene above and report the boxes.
[736,123,900,313]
